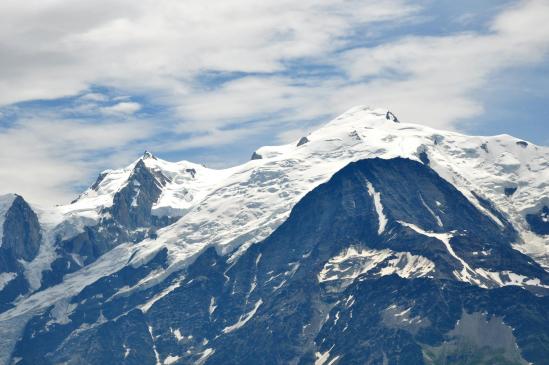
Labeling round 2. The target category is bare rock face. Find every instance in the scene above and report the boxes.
[526,206,549,235]
[40,159,178,289]
[1,195,41,265]
[13,158,548,365]
[251,152,263,160]
[0,195,42,310]
[516,141,528,148]
[2,104,549,364]
[108,159,168,229]
[297,136,309,146]
[386,110,399,122]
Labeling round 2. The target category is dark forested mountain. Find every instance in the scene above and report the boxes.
[1,107,547,364]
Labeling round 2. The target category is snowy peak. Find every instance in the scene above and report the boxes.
[325,105,391,128]
[10,154,547,365]
[111,105,547,275]
[308,106,547,220]
[5,105,547,296]
[138,155,231,218]
[17,105,548,274]
[1,106,548,365]
[141,150,156,160]
[62,152,228,223]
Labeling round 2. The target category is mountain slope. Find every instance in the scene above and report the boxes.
[95,105,549,277]
[0,194,42,311]
[7,157,548,364]
[0,106,547,364]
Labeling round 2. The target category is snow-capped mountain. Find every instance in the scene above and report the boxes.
[65,151,231,222]
[0,106,548,365]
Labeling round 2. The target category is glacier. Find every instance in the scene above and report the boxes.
[0,106,548,364]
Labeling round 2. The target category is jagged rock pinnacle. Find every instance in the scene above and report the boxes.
[385,110,399,123]
[297,136,309,147]
[142,150,155,160]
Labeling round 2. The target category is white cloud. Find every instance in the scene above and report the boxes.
[1,0,549,205]
[80,92,108,102]
[0,116,155,205]
[277,127,313,144]
[101,101,141,115]
[159,127,269,152]
[330,0,549,129]
[0,0,417,106]
[172,0,549,133]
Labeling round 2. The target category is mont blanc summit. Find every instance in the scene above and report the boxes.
[0,107,548,365]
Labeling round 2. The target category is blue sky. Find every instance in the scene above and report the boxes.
[0,0,548,205]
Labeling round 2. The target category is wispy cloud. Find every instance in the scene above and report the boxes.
[0,95,157,205]
[0,0,548,205]
[101,101,141,115]
[0,0,417,105]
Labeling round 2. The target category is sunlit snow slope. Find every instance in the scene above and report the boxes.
[1,106,548,365]
[58,151,232,225]
[127,105,549,270]
[4,106,547,319]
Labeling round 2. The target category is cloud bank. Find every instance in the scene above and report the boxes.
[1,0,549,205]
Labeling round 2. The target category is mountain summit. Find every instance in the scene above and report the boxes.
[0,106,547,364]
